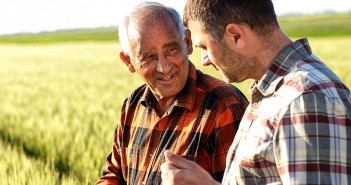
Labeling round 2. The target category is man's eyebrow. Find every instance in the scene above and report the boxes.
[137,46,154,55]
[194,43,205,48]
[137,50,153,60]
[163,41,179,49]
[192,40,202,48]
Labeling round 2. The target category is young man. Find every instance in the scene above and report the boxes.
[161,0,351,184]
[95,2,248,184]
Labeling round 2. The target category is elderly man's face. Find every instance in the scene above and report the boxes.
[127,15,192,101]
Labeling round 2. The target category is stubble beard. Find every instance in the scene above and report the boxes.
[219,43,258,83]
[219,47,244,83]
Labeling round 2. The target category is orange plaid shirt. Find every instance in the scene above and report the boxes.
[96,62,248,185]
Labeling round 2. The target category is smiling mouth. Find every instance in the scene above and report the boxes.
[163,73,175,80]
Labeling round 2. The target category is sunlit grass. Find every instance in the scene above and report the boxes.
[0,140,77,185]
[308,37,351,87]
[0,42,142,184]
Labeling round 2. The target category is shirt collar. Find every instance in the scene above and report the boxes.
[140,61,197,111]
[253,38,312,97]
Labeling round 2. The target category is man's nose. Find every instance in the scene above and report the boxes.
[201,50,212,66]
[156,54,172,74]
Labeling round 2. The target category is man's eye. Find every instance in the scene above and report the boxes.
[167,48,179,56]
[200,46,207,51]
[195,44,207,51]
[140,55,156,64]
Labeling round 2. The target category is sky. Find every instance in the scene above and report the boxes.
[0,0,350,35]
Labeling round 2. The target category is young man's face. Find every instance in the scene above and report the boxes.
[127,15,192,101]
[187,20,252,83]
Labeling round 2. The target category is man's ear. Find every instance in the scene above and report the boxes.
[224,23,246,49]
[119,51,135,73]
[184,29,193,55]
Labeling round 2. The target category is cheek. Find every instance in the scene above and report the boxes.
[168,55,187,68]
[210,48,220,59]
[207,51,217,63]
[136,66,155,82]
[209,48,223,63]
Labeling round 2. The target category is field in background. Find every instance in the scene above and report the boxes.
[0,27,118,43]
[0,13,351,43]
[279,13,351,37]
[0,13,350,184]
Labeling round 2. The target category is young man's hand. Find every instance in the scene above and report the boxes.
[160,150,220,185]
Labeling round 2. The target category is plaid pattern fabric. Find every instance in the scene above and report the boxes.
[96,62,248,185]
[222,38,351,185]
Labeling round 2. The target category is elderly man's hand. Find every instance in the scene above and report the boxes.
[160,150,220,185]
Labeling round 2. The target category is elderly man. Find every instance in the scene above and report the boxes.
[95,2,248,184]
[161,0,351,184]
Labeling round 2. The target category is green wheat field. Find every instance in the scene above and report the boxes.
[1,13,351,184]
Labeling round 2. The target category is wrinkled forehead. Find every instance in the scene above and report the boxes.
[127,13,181,55]
[127,14,179,41]
[127,10,173,38]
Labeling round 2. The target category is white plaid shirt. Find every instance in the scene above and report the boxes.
[222,38,351,185]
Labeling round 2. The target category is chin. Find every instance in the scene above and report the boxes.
[161,89,180,98]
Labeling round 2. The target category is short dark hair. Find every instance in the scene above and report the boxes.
[183,0,279,42]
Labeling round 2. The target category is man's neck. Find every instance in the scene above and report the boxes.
[156,97,176,117]
[254,29,292,81]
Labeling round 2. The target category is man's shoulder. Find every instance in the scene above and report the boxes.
[196,70,248,106]
[285,58,349,96]
[127,84,148,103]
[196,70,227,88]
[273,58,350,107]
[197,70,240,91]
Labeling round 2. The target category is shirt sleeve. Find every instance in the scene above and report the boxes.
[95,100,128,185]
[207,102,247,182]
[274,92,350,184]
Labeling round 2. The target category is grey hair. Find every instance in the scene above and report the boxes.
[118,1,186,55]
